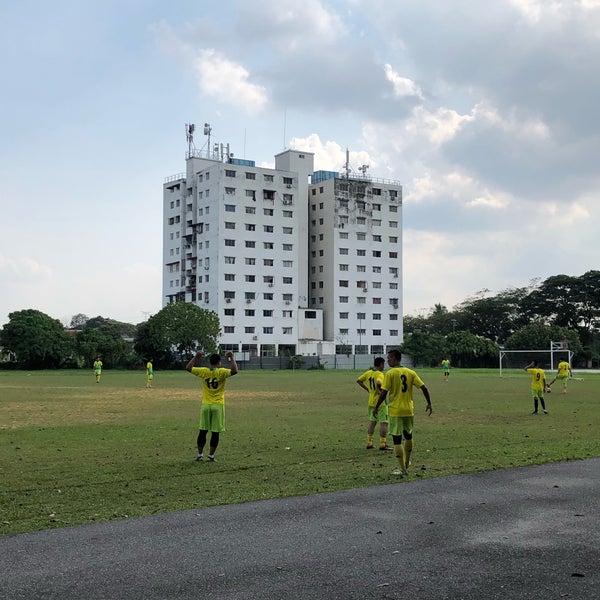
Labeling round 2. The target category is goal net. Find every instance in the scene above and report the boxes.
[499,341,573,377]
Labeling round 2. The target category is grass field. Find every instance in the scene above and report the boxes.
[1,368,599,536]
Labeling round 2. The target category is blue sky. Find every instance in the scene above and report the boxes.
[2,0,600,327]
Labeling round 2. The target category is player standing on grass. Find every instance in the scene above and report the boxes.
[356,357,392,451]
[441,358,451,381]
[146,358,153,388]
[186,350,238,462]
[524,360,548,414]
[548,359,572,394]
[374,349,432,477]
[93,357,103,383]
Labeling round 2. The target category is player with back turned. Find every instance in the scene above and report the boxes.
[186,350,238,462]
[374,349,432,477]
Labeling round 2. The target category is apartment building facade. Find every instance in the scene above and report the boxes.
[163,144,403,357]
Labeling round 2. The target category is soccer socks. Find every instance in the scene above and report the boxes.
[367,434,374,446]
[394,444,405,471]
[379,437,387,449]
[403,439,413,470]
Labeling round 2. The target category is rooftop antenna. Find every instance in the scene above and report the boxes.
[344,148,350,178]
[358,164,369,177]
[185,123,196,155]
[203,123,212,158]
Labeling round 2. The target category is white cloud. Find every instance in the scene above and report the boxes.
[383,64,423,99]
[236,0,346,50]
[193,49,268,113]
[290,133,375,173]
[0,255,52,284]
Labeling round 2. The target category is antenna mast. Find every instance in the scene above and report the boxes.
[203,123,212,158]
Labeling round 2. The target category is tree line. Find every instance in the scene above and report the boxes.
[401,271,599,368]
[0,303,220,370]
[1,271,598,369]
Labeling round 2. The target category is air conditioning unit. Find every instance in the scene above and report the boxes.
[246,299,252,304]
[286,184,292,188]
[285,301,291,305]
[268,283,274,287]
[225,298,231,303]
[362,288,368,292]
[252,336,258,340]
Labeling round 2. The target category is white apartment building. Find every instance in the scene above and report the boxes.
[163,134,403,357]
[308,171,403,355]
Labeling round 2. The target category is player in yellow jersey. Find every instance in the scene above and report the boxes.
[548,359,572,394]
[374,349,432,477]
[146,358,153,388]
[524,360,548,414]
[356,357,392,451]
[93,357,103,383]
[186,350,238,462]
[441,358,450,381]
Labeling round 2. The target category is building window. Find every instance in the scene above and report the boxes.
[225,170,236,177]
[246,206,256,214]
[245,309,255,316]
[245,275,256,282]
[224,308,234,316]
[246,223,256,231]
[225,256,235,264]
[225,274,236,281]
[264,208,274,216]
[339,296,349,303]
[225,222,235,229]
[264,225,274,233]
[246,241,256,248]
[264,259,274,266]
[339,312,348,319]
[225,204,235,212]
[283,244,293,251]
[264,174,274,182]
[225,187,235,195]
[246,172,256,180]
[264,242,274,249]
[245,258,256,265]
[224,326,235,333]
[225,239,235,246]
[283,277,293,284]
[339,248,349,255]
[283,227,293,234]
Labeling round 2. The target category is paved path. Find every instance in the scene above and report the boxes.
[2,459,599,599]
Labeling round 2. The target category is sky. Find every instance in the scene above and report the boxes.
[2,0,600,328]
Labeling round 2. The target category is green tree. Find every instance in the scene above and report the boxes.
[73,315,138,368]
[134,302,221,368]
[0,309,73,368]
[400,332,447,367]
[445,331,498,368]
[504,322,583,356]
[69,313,89,329]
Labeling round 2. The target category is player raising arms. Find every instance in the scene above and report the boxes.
[524,360,548,414]
[186,350,238,462]
[374,349,432,477]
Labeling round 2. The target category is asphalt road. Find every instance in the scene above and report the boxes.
[1,458,599,599]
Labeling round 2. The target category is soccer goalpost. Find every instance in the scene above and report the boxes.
[498,341,574,377]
